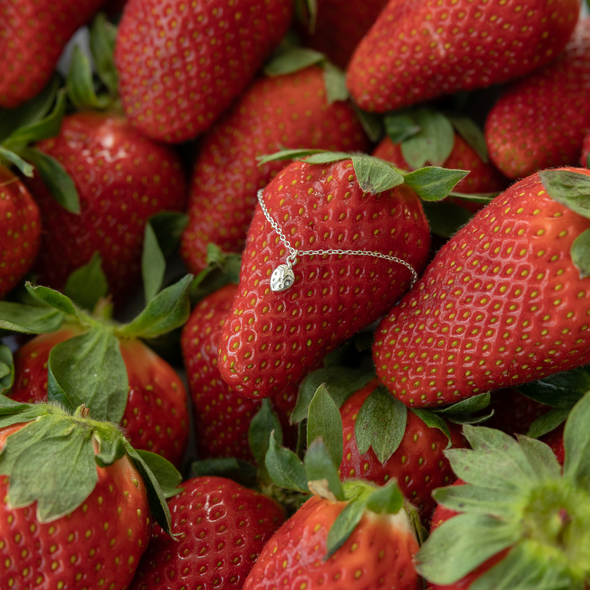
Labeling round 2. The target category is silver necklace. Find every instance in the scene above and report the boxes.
[257,189,419,292]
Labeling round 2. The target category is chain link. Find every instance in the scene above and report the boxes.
[257,189,418,288]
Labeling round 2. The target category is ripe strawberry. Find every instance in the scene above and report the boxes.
[114,0,293,143]
[26,111,187,301]
[10,326,189,468]
[485,388,551,435]
[180,65,369,273]
[373,168,590,408]
[217,157,431,399]
[181,283,297,461]
[0,166,41,299]
[486,18,590,180]
[129,476,285,590]
[339,378,464,519]
[347,0,579,113]
[541,422,565,464]
[243,491,420,590]
[0,0,105,108]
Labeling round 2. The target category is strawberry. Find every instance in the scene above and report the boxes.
[217,154,433,399]
[129,476,285,590]
[486,18,590,180]
[485,388,551,435]
[339,378,465,519]
[346,0,580,114]
[373,167,590,408]
[180,64,369,274]
[181,283,297,461]
[0,166,41,299]
[25,112,187,301]
[0,0,105,108]
[114,0,293,143]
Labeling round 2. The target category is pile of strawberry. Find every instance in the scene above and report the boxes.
[2,0,590,588]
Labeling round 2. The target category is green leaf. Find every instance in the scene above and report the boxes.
[292,367,374,424]
[526,408,569,439]
[539,170,590,220]
[257,148,329,166]
[323,63,349,104]
[64,252,109,311]
[517,366,590,409]
[366,480,404,515]
[434,392,493,424]
[325,498,366,559]
[66,45,111,111]
[404,167,469,202]
[0,146,34,177]
[351,155,404,194]
[299,151,351,164]
[422,200,474,238]
[0,302,64,334]
[515,435,562,481]
[19,147,81,214]
[384,110,422,144]
[25,284,78,317]
[448,191,498,203]
[352,106,383,143]
[355,385,407,464]
[265,431,309,493]
[192,458,258,488]
[564,392,590,489]
[411,408,452,448]
[433,485,522,520]
[401,109,455,168]
[93,434,126,468]
[190,244,241,303]
[47,328,128,423]
[307,384,344,468]
[249,399,283,469]
[142,221,166,304]
[0,345,14,395]
[448,115,489,163]
[89,13,119,95]
[149,211,188,258]
[571,228,590,279]
[117,274,192,339]
[304,438,344,501]
[264,47,325,76]
[135,450,182,499]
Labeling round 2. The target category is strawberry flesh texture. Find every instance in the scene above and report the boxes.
[486,18,590,180]
[181,283,297,461]
[347,0,579,113]
[373,168,590,408]
[0,166,41,299]
[217,159,431,399]
[243,494,420,590]
[180,66,369,273]
[129,476,285,590]
[340,378,464,520]
[114,0,293,143]
[27,112,187,302]
[0,0,105,108]
[0,422,150,590]
[10,328,190,468]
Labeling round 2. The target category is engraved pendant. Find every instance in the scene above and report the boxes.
[270,264,295,292]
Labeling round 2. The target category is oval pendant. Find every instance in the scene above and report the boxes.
[270,264,295,292]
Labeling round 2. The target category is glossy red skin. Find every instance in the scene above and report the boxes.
[486,19,590,180]
[373,134,508,213]
[0,422,150,589]
[27,112,187,302]
[114,0,293,143]
[0,0,105,108]
[296,0,390,69]
[244,495,420,590]
[10,328,190,467]
[347,0,579,113]
[181,283,297,461]
[486,388,551,435]
[180,66,369,273]
[217,159,431,399]
[339,378,464,519]
[129,476,285,590]
[374,168,590,408]
[0,166,40,299]
[541,423,565,464]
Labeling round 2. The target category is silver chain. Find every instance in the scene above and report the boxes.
[257,189,418,291]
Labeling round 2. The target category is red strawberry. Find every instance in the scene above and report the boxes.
[26,111,187,301]
[180,65,369,274]
[114,0,293,143]
[0,166,41,299]
[486,18,590,180]
[541,422,565,464]
[485,388,551,435]
[243,491,420,590]
[339,378,464,519]
[373,168,590,408]
[129,476,285,590]
[217,157,431,399]
[0,0,105,108]
[10,327,189,467]
[181,283,297,461]
[347,0,579,113]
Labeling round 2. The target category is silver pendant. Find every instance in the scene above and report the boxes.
[270,264,295,292]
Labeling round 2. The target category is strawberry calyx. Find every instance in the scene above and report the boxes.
[416,392,590,589]
[190,243,241,304]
